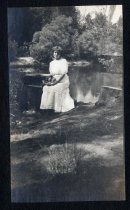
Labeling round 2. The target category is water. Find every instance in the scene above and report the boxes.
[69,66,122,104]
[10,63,122,113]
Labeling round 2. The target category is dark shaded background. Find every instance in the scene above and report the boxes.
[1,0,130,210]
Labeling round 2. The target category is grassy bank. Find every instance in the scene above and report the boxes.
[10,100,125,202]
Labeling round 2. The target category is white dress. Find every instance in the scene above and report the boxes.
[40,58,74,112]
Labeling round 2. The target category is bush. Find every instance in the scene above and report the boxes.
[8,39,31,60]
[98,55,123,73]
[30,11,123,62]
[17,42,30,57]
[76,13,123,59]
[30,15,79,63]
[76,29,98,59]
[47,143,85,175]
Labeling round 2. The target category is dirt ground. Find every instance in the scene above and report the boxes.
[10,102,125,202]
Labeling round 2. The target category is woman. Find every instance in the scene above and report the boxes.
[40,46,74,113]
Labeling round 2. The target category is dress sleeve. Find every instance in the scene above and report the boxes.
[60,59,68,74]
[49,62,53,75]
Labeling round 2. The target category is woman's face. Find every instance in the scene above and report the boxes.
[53,51,60,59]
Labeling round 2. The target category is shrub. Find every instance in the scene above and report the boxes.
[30,15,79,63]
[76,13,123,59]
[76,29,98,59]
[47,143,85,175]
[17,42,30,57]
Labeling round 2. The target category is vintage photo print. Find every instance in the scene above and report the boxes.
[8,5,125,202]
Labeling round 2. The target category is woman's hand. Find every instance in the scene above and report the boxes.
[47,82,53,86]
[47,81,57,86]
[48,75,65,86]
[44,75,65,86]
[46,77,57,86]
[42,78,54,86]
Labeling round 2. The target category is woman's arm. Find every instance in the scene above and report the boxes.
[47,59,68,86]
[42,62,53,86]
[47,74,65,86]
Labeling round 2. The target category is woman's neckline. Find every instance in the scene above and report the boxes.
[53,58,65,61]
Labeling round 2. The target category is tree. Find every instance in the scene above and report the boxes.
[84,14,94,30]
[76,12,123,58]
[116,16,123,45]
[8,7,81,59]
[8,7,54,59]
[8,8,26,45]
[29,6,80,43]
[28,7,52,36]
[59,6,80,30]
[76,29,98,59]
[8,7,53,46]
[30,15,78,62]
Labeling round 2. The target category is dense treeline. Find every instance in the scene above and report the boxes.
[8,7,122,62]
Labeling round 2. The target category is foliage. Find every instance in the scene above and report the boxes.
[8,7,80,60]
[47,143,85,175]
[8,8,52,46]
[17,42,30,57]
[76,13,123,58]
[30,11,123,63]
[8,7,123,63]
[59,6,81,30]
[98,56,123,73]
[8,7,53,61]
[75,28,98,59]
[98,57,114,72]
[30,15,79,62]
[28,7,53,35]
[8,6,79,47]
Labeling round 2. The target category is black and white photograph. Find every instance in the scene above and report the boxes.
[8,5,125,202]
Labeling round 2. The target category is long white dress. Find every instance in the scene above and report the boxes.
[40,58,74,112]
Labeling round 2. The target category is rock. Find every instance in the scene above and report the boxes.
[97,86,122,107]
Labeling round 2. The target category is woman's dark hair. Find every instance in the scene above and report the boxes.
[51,46,63,59]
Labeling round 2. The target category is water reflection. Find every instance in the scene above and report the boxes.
[69,67,122,104]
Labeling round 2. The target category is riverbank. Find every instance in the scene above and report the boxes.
[9,57,91,69]
[9,55,124,201]
[11,100,125,202]
[10,56,122,74]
